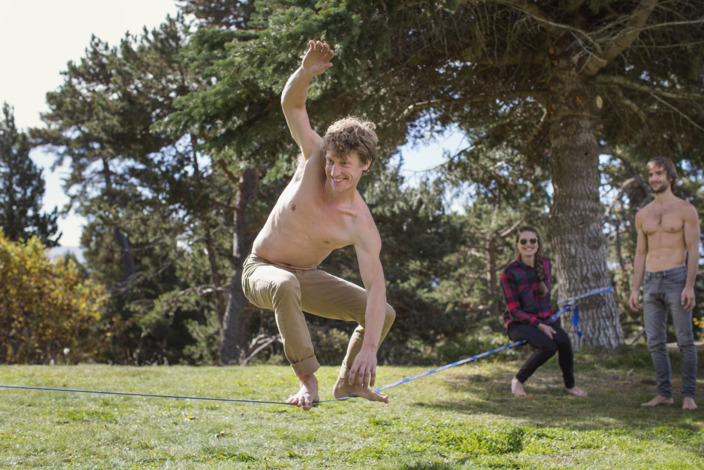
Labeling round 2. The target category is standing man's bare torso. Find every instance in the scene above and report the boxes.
[638,198,692,272]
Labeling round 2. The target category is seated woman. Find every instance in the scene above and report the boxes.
[500,226,588,398]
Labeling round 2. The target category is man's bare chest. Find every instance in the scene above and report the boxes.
[642,208,684,236]
[281,191,356,247]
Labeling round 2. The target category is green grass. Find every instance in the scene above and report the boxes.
[0,348,702,469]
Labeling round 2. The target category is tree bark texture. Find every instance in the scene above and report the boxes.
[204,226,228,325]
[219,168,259,365]
[487,236,500,318]
[113,228,136,281]
[547,66,624,350]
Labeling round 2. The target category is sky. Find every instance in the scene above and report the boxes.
[0,0,456,248]
[0,0,181,247]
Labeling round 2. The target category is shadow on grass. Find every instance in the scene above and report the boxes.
[395,345,704,461]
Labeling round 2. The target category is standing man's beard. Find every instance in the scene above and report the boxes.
[651,181,670,193]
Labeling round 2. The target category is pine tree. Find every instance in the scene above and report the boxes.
[0,103,59,247]
[178,0,704,350]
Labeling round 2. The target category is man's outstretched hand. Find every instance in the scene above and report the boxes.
[302,40,335,76]
[348,346,377,389]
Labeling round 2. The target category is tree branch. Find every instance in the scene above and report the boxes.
[582,0,658,75]
[637,16,704,32]
[497,217,525,239]
[399,90,547,119]
[612,85,648,125]
[521,108,547,153]
[209,197,238,212]
[595,74,704,101]
[217,158,240,186]
[498,0,603,53]
[650,93,704,133]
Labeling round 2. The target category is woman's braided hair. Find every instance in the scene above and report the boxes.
[515,226,548,297]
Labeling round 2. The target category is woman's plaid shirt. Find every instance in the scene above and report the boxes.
[500,256,554,329]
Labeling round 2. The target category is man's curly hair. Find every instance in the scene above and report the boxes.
[322,116,377,168]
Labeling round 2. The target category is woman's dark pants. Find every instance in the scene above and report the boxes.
[508,322,575,389]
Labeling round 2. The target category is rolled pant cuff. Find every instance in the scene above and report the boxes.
[291,355,320,377]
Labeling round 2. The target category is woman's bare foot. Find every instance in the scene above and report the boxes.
[511,377,533,398]
[286,374,320,411]
[333,376,389,403]
[640,395,674,407]
[683,397,697,410]
[566,386,588,397]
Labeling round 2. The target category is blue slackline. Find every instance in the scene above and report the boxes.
[0,286,612,406]
[0,384,292,405]
[330,285,613,400]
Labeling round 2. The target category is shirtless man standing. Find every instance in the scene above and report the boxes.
[241,40,395,410]
[629,156,700,410]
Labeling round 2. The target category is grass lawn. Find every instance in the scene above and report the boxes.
[0,347,702,469]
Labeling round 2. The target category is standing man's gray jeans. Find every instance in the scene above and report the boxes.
[643,265,698,399]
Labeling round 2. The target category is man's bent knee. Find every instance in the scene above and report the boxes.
[385,305,396,327]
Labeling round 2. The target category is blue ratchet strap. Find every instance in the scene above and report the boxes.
[573,305,582,338]
[556,286,613,339]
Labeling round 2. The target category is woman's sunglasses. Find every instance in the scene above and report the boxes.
[519,238,537,245]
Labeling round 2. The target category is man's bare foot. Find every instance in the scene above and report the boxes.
[683,397,697,410]
[566,386,588,397]
[640,395,674,407]
[286,374,320,411]
[511,377,533,398]
[333,376,389,403]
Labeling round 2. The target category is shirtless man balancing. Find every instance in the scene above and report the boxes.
[629,156,700,410]
[241,40,395,410]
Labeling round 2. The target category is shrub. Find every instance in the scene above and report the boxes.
[0,232,108,363]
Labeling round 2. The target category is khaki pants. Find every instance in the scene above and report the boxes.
[241,253,396,377]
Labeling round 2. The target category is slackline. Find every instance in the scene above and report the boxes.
[1,286,612,406]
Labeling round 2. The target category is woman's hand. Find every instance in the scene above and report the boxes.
[537,323,556,339]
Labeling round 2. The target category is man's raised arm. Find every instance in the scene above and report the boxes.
[281,40,335,158]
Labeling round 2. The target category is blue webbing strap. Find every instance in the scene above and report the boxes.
[557,286,613,339]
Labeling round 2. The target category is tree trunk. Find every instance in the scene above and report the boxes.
[547,66,624,350]
[192,134,228,325]
[204,226,228,326]
[486,235,500,318]
[219,168,259,365]
[114,228,135,281]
